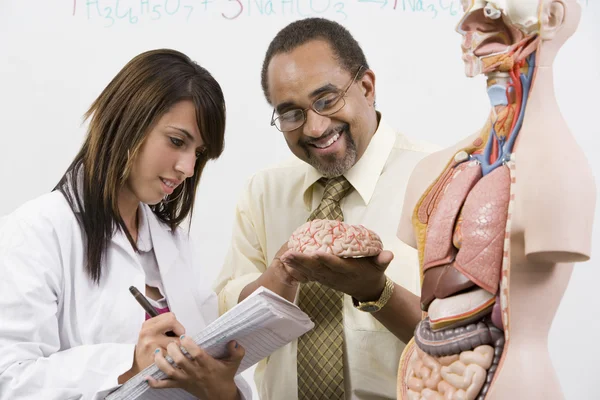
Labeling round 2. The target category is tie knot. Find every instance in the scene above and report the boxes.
[322,176,353,203]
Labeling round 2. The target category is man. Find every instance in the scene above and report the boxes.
[214,17,437,399]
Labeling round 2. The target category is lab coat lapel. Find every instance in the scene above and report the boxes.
[111,228,137,261]
[145,207,206,334]
[145,208,178,277]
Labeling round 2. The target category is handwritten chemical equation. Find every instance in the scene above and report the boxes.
[76,0,591,26]
[77,0,467,25]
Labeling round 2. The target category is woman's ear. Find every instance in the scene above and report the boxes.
[540,0,566,40]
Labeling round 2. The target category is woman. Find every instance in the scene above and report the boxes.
[0,49,250,399]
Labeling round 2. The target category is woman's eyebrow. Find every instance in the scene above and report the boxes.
[167,125,196,143]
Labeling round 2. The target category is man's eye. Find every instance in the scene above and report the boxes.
[314,93,340,111]
[170,137,184,147]
[280,110,303,122]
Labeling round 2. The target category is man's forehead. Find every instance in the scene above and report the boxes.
[268,41,340,78]
[268,51,347,104]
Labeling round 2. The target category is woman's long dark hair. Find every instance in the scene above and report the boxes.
[55,49,226,284]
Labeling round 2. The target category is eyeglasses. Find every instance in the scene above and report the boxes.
[270,66,364,133]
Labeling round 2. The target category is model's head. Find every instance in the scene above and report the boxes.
[456,0,581,76]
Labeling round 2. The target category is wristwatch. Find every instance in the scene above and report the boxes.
[352,276,395,313]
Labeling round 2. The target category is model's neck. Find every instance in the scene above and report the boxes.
[484,71,517,141]
[476,55,570,169]
[484,62,562,130]
[519,66,561,119]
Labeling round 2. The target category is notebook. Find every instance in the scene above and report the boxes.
[105,287,313,400]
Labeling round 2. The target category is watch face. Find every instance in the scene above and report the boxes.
[361,304,380,312]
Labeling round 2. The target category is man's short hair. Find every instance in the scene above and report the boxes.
[261,17,369,103]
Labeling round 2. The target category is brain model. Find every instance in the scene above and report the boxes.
[288,219,383,258]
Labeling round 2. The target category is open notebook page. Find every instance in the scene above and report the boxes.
[105,287,313,400]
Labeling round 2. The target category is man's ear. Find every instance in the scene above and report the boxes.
[540,0,566,40]
[360,69,376,107]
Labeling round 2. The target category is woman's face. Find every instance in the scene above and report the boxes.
[124,99,205,206]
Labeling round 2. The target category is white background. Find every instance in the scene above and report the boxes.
[0,0,598,398]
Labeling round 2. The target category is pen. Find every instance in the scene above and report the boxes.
[129,285,177,337]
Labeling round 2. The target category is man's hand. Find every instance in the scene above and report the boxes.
[280,248,422,343]
[279,249,394,301]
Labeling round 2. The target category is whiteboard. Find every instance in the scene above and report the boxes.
[0,1,598,398]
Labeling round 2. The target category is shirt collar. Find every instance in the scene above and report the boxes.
[302,114,396,207]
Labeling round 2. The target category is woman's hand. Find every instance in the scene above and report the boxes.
[147,336,245,400]
[118,312,186,384]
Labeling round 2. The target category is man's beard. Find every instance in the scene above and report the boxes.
[302,125,357,178]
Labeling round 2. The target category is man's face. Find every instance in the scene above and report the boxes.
[457,0,542,76]
[266,40,376,178]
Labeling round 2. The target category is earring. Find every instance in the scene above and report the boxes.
[162,180,186,205]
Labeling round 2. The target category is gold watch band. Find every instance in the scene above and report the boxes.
[352,276,395,313]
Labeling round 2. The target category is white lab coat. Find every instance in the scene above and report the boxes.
[0,191,250,400]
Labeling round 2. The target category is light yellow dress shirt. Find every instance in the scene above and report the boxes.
[213,116,437,399]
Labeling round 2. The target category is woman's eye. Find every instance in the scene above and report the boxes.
[170,137,184,147]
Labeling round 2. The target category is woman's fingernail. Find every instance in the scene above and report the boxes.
[234,341,238,348]
[180,334,185,340]
[154,348,160,354]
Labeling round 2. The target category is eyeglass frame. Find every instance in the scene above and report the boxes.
[269,65,365,133]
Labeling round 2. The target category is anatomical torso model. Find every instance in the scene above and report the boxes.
[396,1,596,399]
